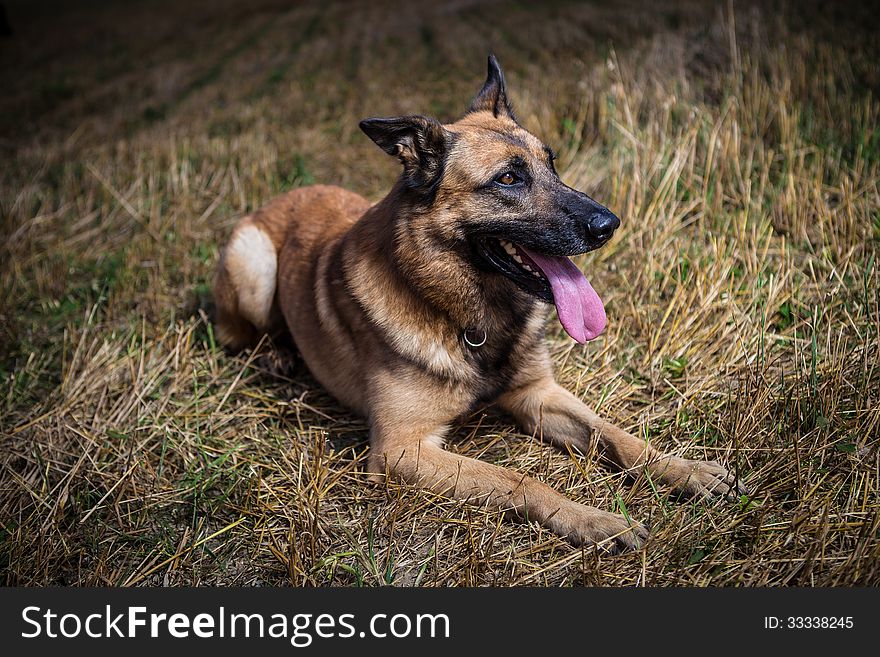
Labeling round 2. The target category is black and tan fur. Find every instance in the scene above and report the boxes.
[213,56,742,551]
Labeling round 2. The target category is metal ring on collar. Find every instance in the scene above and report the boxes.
[463,328,487,348]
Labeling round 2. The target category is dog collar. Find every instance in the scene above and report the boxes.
[463,327,487,348]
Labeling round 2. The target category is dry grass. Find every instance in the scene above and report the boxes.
[1,0,878,586]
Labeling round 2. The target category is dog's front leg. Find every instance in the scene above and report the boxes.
[366,393,646,551]
[499,378,744,499]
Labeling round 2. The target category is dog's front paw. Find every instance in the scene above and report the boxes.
[651,456,746,500]
[556,506,648,553]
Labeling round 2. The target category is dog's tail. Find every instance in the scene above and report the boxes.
[213,214,285,351]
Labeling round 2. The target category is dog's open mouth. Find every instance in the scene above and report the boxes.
[477,237,607,343]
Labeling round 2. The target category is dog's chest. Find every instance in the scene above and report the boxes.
[465,302,547,400]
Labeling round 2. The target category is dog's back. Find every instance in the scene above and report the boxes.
[212,184,369,351]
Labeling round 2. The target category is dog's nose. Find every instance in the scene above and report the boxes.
[586,209,620,241]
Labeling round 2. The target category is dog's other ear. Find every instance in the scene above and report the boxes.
[359,115,449,193]
[466,54,515,120]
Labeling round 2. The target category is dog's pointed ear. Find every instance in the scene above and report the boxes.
[466,54,515,120]
[359,115,449,193]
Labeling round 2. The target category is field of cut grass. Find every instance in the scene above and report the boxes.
[2,0,878,586]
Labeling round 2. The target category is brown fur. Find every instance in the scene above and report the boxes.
[212,58,742,551]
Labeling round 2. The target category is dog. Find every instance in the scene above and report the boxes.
[213,56,742,551]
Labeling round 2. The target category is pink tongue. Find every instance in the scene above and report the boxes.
[520,247,606,343]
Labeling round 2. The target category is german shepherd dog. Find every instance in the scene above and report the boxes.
[213,56,742,551]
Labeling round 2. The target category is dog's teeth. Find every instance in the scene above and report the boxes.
[513,255,522,263]
[523,264,532,271]
[502,242,516,255]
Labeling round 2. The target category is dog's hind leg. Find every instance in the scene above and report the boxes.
[498,377,745,499]
[213,218,282,351]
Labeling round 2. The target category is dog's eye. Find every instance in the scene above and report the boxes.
[495,172,520,186]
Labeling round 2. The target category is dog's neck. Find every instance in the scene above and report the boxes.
[340,181,545,377]
[362,182,538,329]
